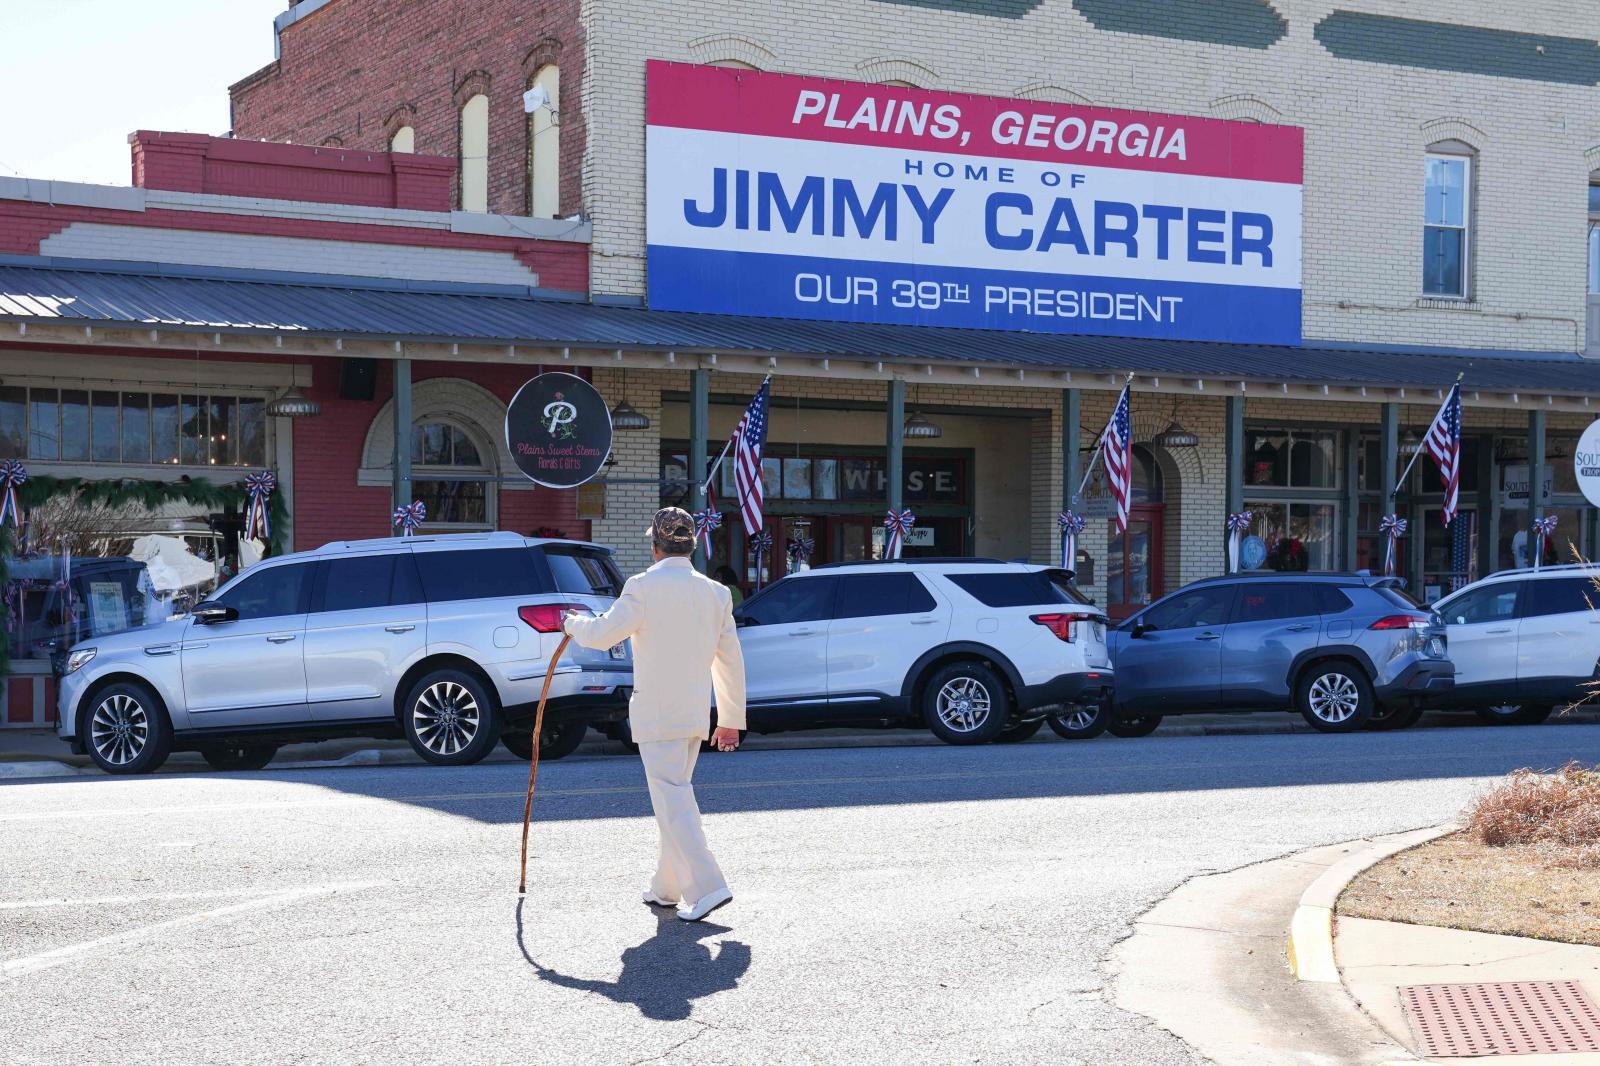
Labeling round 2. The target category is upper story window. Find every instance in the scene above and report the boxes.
[390,125,415,154]
[460,93,489,212]
[1423,153,1472,297]
[0,385,266,468]
[1587,183,1600,295]
[526,65,559,218]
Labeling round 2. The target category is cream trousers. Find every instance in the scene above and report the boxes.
[637,738,728,905]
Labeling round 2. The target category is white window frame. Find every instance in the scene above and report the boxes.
[410,418,496,532]
[1422,153,1472,299]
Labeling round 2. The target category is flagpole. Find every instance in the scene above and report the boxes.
[1073,373,1133,503]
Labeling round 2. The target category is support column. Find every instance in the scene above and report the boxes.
[392,358,412,530]
[1478,438,1496,581]
[1343,431,1360,570]
[1062,388,1080,576]
[1529,409,1547,527]
[1380,402,1398,505]
[1224,394,1244,541]
[689,368,709,572]
[886,378,905,516]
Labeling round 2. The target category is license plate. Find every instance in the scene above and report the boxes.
[609,643,627,660]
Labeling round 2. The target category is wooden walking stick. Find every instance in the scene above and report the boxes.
[519,632,572,894]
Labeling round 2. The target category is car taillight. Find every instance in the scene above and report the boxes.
[1369,614,1427,630]
[518,603,591,632]
[1031,612,1097,642]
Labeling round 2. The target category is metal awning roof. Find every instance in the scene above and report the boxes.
[2,260,1599,395]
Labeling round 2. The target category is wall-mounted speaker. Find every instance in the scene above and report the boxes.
[339,358,377,402]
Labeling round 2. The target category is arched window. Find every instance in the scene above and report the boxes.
[526,66,560,218]
[411,420,493,529]
[390,125,415,154]
[459,93,489,212]
[1131,445,1164,504]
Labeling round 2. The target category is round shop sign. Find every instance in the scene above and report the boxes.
[505,372,613,488]
[1576,419,1600,509]
[1240,535,1268,571]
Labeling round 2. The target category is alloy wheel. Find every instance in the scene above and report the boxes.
[936,677,992,733]
[90,692,149,766]
[1058,708,1097,732]
[1307,672,1360,724]
[413,681,481,755]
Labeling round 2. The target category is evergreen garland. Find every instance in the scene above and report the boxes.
[0,475,287,677]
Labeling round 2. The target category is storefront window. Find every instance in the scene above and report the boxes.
[1246,429,1340,488]
[410,421,490,527]
[782,458,812,499]
[0,385,267,468]
[1241,502,1338,571]
[1420,507,1480,601]
[1497,506,1587,571]
[814,459,839,500]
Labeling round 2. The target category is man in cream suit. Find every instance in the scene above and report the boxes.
[562,507,747,922]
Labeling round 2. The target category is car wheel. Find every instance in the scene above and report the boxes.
[996,717,1046,743]
[1296,663,1373,733]
[613,718,641,756]
[923,661,1011,745]
[1046,701,1110,740]
[199,742,278,771]
[1106,715,1163,738]
[83,681,172,775]
[1366,702,1425,732]
[1474,703,1555,726]
[402,669,500,765]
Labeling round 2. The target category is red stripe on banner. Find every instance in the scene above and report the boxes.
[646,60,1304,184]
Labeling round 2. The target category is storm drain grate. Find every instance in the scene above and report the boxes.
[1400,980,1600,1057]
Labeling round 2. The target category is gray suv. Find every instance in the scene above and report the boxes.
[55,533,632,774]
[1108,573,1453,734]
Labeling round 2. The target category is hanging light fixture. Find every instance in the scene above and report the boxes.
[1400,430,1424,455]
[903,384,942,439]
[1150,398,1199,449]
[266,387,321,418]
[609,367,651,430]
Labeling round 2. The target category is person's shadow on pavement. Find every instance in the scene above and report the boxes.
[516,900,752,1021]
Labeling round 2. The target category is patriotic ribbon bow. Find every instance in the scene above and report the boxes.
[750,530,774,582]
[1379,514,1407,577]
[1057,511,1085,571]
[393,500,427,536]
[883,509,916,560]
[691,509,722,546]
[0,459,26,528]
[243,470,276,542]
[1532,515,1558,571]
[1225,511,1254,573]
[787,537,815,561]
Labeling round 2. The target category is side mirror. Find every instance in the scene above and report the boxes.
[191,602,238,626]
[735,615,755,628]
[1130,621,1149,639]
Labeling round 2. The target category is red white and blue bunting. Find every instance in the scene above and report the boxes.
[0,460,26,528]
[749,530,773,586]
[1379,514,1407,577]
[1225,511,1253,573]
[786,536,815,573]
[691,508,722,550]
[243,470,276,542]
[1532,514,1558,571]
[393,500,427,537]
[883,509,915,560]
[1056,511,1085,572]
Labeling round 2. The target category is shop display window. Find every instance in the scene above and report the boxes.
[0,385,267,468]
[1246,429,1340,489]
[1240,502,1338,571]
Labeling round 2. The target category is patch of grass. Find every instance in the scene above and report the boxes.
[1467,761,1600,869]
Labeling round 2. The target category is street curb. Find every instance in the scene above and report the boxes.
[0,760,86,780]
[1286,824,1457,984]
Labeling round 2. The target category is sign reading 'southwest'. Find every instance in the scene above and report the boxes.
[645,61,1303,345]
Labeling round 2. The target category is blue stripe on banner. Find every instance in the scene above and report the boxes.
[647,245,1303,345]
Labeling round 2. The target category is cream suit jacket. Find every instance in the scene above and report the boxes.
[562,555,747,743]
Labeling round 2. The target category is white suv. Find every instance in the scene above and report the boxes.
[1429,563,1600,725]
[731,559,1113,745]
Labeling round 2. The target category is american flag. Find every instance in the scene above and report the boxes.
[1100,384,1133,534]
[731,378,770,535]
[1425,383,1463,526]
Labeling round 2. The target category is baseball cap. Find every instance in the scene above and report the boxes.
[649,506,697,553]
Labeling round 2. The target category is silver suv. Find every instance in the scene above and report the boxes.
[56,533,633,774]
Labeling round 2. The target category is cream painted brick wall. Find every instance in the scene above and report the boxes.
[583,0,1600,353]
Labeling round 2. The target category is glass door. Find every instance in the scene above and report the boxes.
[1107,505,1164,621]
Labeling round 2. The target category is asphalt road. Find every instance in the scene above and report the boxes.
[3,724,1598,1065]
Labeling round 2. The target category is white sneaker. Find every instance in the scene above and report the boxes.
[677,886,733,922]
[642,890,677,907]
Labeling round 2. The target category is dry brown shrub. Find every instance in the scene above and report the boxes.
[1466,762,1600,868]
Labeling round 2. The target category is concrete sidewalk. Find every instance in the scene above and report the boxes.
[1339,918,1600,1064]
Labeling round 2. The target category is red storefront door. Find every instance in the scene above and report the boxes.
[1106,504,1165,621]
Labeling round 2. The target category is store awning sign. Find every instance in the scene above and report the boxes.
[645,61,1303,345]
[505,372,613,488]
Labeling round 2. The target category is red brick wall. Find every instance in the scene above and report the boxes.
[291,359,588,549]
[231,0,584,221]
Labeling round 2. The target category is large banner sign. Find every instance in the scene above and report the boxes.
[645,61,1303,345]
